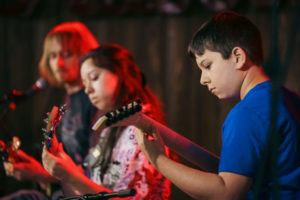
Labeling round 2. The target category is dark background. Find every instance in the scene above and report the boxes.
[0,0,299,199]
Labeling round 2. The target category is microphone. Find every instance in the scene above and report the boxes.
[25,77,48,97]
[82,189,136,200]
[2,77,48,106]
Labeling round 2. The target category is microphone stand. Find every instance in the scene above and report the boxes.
[59,192,107,200]
[0,91,17,141]
[1,89,28,107]
[0,90,26,139]
[0,87,42,139]
[59,189,136,200]
[0,92,15,179]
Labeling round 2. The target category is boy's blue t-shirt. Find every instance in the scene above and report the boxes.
[219,81,300,199]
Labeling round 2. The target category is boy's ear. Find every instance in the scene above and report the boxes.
[232,47,246,70]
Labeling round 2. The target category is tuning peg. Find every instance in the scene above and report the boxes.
[43,132,49,137]
[111,111,118,123]
[60,104,67,111]
[135,104,142,112]
[135,99,141,104]
[105,112,112,118]
[118,107,124,112]
[128,103,135,114]
[116,108,124,120]
[43,133,53,140]
[121,105,129,117]
[43,118,48,124]
[105,119,112,126]
[41,128,47,133]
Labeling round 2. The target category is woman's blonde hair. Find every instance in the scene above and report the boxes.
[39,21,99,87]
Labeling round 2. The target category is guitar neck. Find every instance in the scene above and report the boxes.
[92,100,220,173]
[134,113,219,173]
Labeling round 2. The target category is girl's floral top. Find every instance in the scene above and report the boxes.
[85,126,171,200]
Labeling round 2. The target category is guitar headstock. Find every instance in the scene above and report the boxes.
[92,99,142,131]
[42,104,67,149]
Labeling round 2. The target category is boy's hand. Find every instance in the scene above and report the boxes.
[134,126,167,168]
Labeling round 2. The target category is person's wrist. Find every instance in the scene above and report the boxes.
[37,169,57,183]
[154,153,167,169]
[59,165,78,183]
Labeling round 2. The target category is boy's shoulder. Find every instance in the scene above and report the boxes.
[224,81,273,129]
[233,81,272,114]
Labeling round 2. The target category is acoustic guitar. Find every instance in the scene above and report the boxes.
[42,104,67,151]
[41,104,67,196]
[0,136,21,175]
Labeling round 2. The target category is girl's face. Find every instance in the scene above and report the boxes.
[81,58,119,113]
[48,38,80,85]
[195,49,244,100]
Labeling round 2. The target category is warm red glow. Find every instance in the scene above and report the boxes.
[9,102,16,110]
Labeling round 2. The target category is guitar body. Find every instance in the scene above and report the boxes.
[0,136,21,175]
[92,100,220,173]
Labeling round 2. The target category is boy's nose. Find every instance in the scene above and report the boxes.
[200,74,209,86]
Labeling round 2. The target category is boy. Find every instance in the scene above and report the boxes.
[135,11,300,199]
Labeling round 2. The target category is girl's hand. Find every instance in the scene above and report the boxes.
[42,143,80,182]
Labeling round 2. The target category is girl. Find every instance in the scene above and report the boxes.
[42,44,172,199]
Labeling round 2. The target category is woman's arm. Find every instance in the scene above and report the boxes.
[6,149,57,184]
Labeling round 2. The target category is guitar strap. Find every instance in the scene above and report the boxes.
[83,127,123,174]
